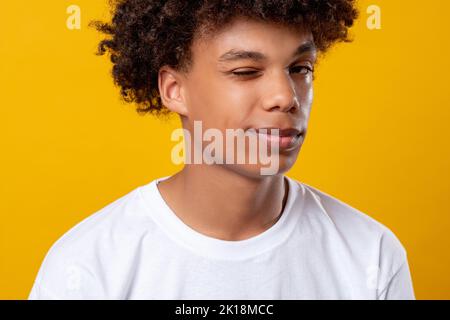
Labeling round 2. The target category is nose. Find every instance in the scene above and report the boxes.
[262,72,300,113]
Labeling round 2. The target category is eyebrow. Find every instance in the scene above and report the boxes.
[217,40,316,63]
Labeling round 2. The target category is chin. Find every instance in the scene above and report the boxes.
[222,153,299,179]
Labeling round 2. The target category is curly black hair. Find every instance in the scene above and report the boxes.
[90,0,359,117]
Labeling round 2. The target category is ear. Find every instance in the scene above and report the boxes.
[158,66,189,117]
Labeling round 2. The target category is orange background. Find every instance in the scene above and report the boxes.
[1,0,449,299]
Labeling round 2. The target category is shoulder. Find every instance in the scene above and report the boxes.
[29,182,157,299]
[287,177,411,297]
[46,184,152,256]
[288,177,408,266]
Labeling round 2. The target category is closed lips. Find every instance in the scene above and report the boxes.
[245,127,304,150]
[254,128,302,137]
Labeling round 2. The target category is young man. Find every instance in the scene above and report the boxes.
[29,0,415,299]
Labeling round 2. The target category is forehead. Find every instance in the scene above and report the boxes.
[191,17,314,65]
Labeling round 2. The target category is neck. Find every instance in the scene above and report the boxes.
[157,164,288,241]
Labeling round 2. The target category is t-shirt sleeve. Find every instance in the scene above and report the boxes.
[377,257,415,300]
[27,237,105,299]
[28,280,60,300]
[376,227,416,300]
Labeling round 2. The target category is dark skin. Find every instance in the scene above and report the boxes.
[157,17,317,241]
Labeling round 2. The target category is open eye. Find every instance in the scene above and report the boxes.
[290,65,314,75]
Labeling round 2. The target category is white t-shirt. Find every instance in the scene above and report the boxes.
[28,175,415,299]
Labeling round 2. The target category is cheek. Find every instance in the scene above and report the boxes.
[186,74,253,129]
[206,80,256,127]
[298,81,313,111]
[222,87,259,128]
[185,75,222,120]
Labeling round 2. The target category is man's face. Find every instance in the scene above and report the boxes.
[178,17,316,178]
